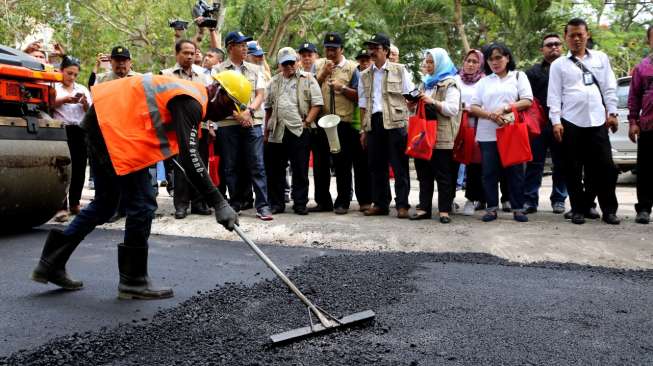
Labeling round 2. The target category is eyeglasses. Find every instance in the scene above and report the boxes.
[544,42,562,48]
[281,61,296,67]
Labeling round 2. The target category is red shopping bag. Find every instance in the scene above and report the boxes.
[405,100,437,160]
[519,98,546,138]
[453,110,481,164]
[208,141,220,186]
[496,105,532,167]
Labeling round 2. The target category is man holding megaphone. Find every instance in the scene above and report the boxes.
[315,32,372,215]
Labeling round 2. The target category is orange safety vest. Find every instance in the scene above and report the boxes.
[91,74,208,176]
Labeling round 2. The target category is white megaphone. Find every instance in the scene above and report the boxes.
[318,114,341,153]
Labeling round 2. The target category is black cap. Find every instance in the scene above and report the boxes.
[110,46,131,59]
[323,32,343,48]
[225,31,253,46]
[355,49,370,60]
[363,33,391,49]
[297,42,317,54]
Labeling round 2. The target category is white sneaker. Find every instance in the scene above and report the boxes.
[463,200,475,216]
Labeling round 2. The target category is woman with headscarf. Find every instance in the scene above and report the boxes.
[409,48,462,223]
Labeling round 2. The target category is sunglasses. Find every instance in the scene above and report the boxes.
[544,42,562,48]
[281,61,296,67]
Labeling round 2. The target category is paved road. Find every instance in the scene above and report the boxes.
[0,227,345,356]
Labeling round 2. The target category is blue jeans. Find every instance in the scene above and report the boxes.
[65,157,157,246]
[479,141,525,212]
[217,124,270,210]
[523,124,567,208]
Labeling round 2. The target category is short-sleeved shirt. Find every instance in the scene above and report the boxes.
[454,74,480,110]
[471,70,533,142]
[53,82,92,126]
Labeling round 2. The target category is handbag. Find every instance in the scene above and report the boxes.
[405,99,437,160]
[496,104,532,167]
[208,141,220,186]
[515,72,544,137]
[453,110,481,164]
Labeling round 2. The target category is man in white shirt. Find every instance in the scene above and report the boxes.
[547,18,620,225]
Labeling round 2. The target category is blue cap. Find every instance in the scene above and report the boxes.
[277,47,297,65]
[247,41,265,56]
[297,42,317,54]
[225,31,253,46]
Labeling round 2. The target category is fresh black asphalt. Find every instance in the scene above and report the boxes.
[1,228,652,365]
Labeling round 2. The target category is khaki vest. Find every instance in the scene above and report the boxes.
[360,62,409,131]
[315,58,357,123]
[213,59,263,126]
[96,70,140,84]
[266,71,315,143]
[421,78,462,150]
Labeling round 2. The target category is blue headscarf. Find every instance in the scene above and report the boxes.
[422,48,458,90]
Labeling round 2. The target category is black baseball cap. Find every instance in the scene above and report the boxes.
[297,42,317,54]
[323,32,343,48]
[355,49,370,60]
[225,31,253,46]
[363,33,391,48]
[110,46,131,59]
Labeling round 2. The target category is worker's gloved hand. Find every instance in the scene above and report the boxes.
[214,203,238,231]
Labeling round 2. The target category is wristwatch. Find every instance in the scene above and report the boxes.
[609,113,618,118]
[247,107,256,116]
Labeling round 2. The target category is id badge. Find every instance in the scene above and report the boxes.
[583,72,594,86]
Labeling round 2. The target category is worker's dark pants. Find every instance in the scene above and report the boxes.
[64,124,88,209]
[367,113,410,210]
[265,130,310,211]
[415,149,458,213]
[560,120,618,215]
[65,112,156,247]
[173,129,210,211]
[333,122,372,209]
[309,127,333,209]
[636,130,653,214]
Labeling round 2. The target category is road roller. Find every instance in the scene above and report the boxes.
[0,45,71,231]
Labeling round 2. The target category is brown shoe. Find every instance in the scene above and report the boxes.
[359,203,372,212]
[364,205,389,216]
[69,205,82,215]
[397,208,409,219]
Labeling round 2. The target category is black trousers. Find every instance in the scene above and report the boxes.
[636,130,653,214]
[173,129,210,210]
[465,163,510,204]
[64,124,88,209]
[309,127,333,208]
[415,149,458,213]
[333,122,372,209]
[367,113,410,210]
[561,120,618,215]
[265,130,310,211]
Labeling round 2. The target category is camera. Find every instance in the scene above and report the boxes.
[169,19,189,30]
[403,88,422,102]
[192,1,220,28]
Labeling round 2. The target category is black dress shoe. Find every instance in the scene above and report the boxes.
[635,211,650,224]
[294,206,309,215]
[523,206,538,214]
[174,208,187,219]
[271,206,285,214]
[241,200,254,210]
[602,213,620,225]
[308,204,333,213]
[571,213,585,225]
[586,207,600,219]
[439,216,451,224]
[334,207,348,215]
[564,211,573,220]
[191,205,212,215]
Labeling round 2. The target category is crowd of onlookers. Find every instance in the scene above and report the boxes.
[28,16,653,226]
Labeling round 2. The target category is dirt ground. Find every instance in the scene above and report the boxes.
[60,172,652,270]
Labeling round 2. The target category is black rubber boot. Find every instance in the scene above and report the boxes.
[117,244,173,300]
[31,229,84,290]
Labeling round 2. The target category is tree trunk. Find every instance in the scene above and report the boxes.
[453,0,470,54]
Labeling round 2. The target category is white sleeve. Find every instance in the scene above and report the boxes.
[517,71,533,101]
[255,68,266,91]
[470,78,484,107]
[358,75,367,109]
[547,62,563,124]
[403,67,415,93]
[440,84,461,117]
[83,85,92,105]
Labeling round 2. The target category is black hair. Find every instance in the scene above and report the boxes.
[541,33,561,47]
[175,39,196,54]
[482,43,516,75]
[647,25,653,40]
[564,18,589,34]
[207,47,224,56]
[61,55,81,69]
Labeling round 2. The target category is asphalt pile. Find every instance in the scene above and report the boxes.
[2,252,652,366]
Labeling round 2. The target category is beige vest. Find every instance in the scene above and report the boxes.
[360,62,409,131]
[213,59,263,126]
[315,58,357,123]
[96,70,140,84]
[421,78,462,150]
[266,71,315,143]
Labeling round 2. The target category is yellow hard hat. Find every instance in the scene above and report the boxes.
[212,70,252,112]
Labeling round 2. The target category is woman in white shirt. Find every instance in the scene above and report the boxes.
[52,56,92,222]
[470,43,533,222]
[410,48,461,223]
